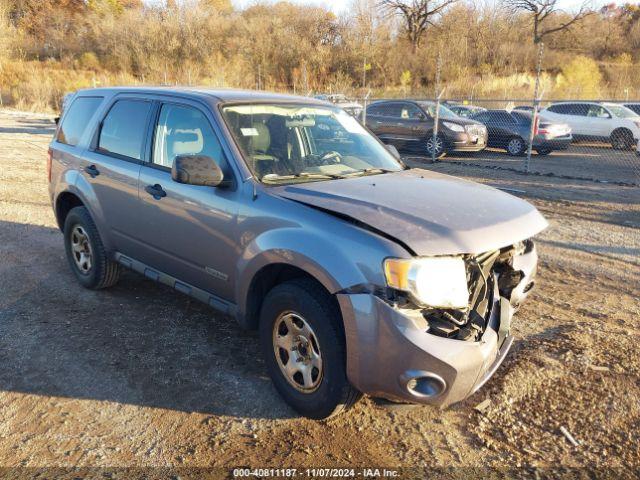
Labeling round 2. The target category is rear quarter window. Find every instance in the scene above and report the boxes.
[56,96,103,146]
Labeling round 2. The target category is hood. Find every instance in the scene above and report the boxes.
[271,169,548,256]
[441,116,482,126]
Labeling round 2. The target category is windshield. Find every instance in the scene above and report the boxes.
[606,104,639,119]
[418,102,457,119]
[221,103,404,184]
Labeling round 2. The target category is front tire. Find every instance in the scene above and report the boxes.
[536,148,552,156]
[259,279,361,419]
[424,134,447,159]
[63,206,120,289]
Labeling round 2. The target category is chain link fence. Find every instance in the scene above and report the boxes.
[342,96,640,187]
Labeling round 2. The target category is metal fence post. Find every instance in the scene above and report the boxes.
[526,42,545,173]
[432,53,442,163]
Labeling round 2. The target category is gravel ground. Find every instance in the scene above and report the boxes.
[0,110,639,478]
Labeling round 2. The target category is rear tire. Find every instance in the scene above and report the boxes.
[506,137,526,156]
[610,128,634,150]
[63,206,120,289]
[259,278,361,419]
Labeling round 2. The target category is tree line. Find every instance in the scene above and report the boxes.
[1,0,639,111]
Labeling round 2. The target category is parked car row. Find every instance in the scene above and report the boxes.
[359,98,640,158]
[363,100,572,158]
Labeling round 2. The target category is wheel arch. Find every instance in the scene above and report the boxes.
[53,185,114,252]
[54,191,85,231]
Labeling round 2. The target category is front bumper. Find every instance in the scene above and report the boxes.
[446,131,488,152]
[337,244,537,407]
[533,134,572,150]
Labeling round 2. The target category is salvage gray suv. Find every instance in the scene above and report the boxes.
[48,88,547,419]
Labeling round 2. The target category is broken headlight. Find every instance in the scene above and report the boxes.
[383,257,469,309]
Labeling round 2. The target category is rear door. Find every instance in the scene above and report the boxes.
[365,103,399,140]
[477,111,515,147]
[81,97,154,255]
[585,104,612,137]
[564,103,589,136]
[134,100,240,301]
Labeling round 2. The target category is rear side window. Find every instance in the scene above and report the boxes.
[98,100,152,160]
[547,104,570,114]
[565,104,589,116]
[369,103,401,118]
[471,112,489,122]
[367,104,384,116]
[57,96,103,146]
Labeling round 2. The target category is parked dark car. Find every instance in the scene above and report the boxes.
[448,104,487,118]
[365,100,487,158]
[470,109,572,156]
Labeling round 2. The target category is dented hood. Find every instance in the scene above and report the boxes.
[271,168,548,256]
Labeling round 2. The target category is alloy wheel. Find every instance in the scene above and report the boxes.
[507,138,524,155]
[70,225,93,274]
[426,135,444,157]
[272,311,323,393]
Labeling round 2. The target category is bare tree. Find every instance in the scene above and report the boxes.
[379,0,459,51]
[505,0,593,43]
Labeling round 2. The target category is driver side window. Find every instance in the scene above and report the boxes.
[153,104,225,169]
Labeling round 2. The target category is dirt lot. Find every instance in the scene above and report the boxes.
[0,110,639,478]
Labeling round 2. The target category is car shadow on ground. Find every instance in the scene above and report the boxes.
[0,220,295,420]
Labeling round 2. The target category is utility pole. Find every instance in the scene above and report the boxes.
[525,42,544,173]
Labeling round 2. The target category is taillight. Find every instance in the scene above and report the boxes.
[47,148,53,183]
[533,114,540,135]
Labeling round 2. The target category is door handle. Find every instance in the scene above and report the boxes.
[145,184,167,200]
[84,164,100,178]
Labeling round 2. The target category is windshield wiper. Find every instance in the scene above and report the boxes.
[261,172,346,182]
[341,168,395,178]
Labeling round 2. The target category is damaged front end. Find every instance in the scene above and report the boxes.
[337,239,538,407]
[385,239,537,345]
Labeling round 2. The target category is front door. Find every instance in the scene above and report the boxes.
[135,101,240,302]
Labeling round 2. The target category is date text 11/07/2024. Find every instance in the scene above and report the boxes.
[232,468,400,477]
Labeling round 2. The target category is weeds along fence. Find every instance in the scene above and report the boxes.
[353,96,640,187]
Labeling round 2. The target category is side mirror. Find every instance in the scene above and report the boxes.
[172,155,226,187]
[386,144,401,159]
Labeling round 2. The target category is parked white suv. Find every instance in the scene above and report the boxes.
[541,102,640,150]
